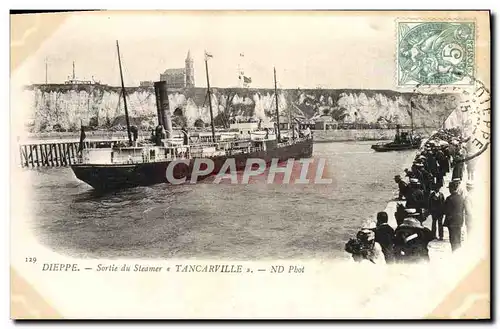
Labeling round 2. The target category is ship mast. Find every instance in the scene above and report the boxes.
[274,67,281,142]
[205,53,216,143]
[116,41,132,146]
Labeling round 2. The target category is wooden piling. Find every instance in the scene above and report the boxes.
[73,143,78,163]
[69,144,75,164]
[66,144,71,165]
[43,144,48,166]
[49,144,54,166]
[63,144,69,165]
[52,144,57,166]
[60,144,65,166]
[28,145,34,167]
[57,143,63,166]
[34,144,40,167]
[23,145,28,167]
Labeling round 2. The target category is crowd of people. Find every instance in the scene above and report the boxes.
[345,128,476,264]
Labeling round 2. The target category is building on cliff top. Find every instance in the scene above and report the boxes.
[159,50,195,88]
[63,61,100,85]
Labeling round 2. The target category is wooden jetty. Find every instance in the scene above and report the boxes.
[17,133,223,168]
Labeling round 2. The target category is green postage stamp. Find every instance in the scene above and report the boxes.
[398,21,475,86]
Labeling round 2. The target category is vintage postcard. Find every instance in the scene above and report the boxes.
[10,10,490,319]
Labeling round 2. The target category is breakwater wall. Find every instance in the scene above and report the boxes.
[22,128,432,144]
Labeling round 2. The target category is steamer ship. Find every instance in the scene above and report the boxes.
[71,42,313,191]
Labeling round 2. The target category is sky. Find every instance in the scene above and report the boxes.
[15,11,411,89]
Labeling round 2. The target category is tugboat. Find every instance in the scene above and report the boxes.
[371,125,421,152]
[371,99,421,152]
[70,42,313,191]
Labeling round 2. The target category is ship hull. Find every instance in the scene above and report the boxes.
[71,138,313,191]
[371,141,421,152]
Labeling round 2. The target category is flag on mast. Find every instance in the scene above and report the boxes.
[204,51,213,60]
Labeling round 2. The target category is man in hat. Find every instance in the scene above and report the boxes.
[404,168,415,179]
[426,148,439,186]
[429,185,445,240]
[418,161,433,196]
[418,154,428,168]
[434,151,446,189]
[394,175,408,200]
[436,144,450,178]
[374,212,395,263]
[450,177,465,197]
[393,218,433,263]
[464,181,474,237]
[411,162,424,183]
[444,181,465,251]
[452,150,465,181]
[345,229,385,264]
[442,144,453,175]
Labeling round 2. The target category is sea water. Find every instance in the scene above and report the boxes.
[23,141,416,260]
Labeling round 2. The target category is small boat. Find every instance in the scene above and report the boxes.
[371,98,422,152]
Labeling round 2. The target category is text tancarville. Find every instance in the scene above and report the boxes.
[40,263,305,274]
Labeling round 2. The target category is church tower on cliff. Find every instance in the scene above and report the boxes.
[185,50,195,88]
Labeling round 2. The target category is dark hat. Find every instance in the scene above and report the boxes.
[356,229,375,242]
[404,208,420,216]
